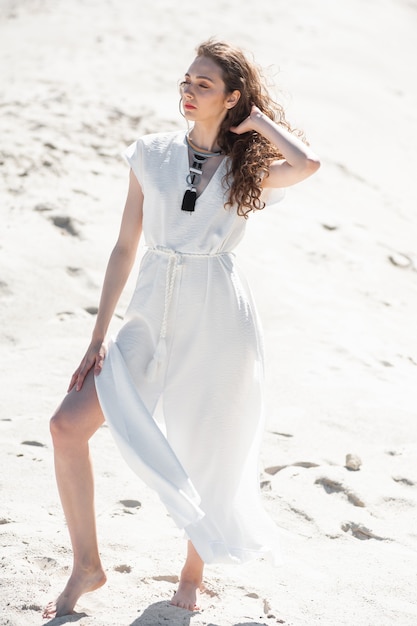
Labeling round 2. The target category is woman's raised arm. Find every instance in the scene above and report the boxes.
[230,105,320,188]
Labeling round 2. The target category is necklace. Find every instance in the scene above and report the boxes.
[186,134,222,157]
[181,134,222,212]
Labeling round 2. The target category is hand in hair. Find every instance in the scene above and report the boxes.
[229,105,263,135]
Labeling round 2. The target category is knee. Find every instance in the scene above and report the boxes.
[49,407,73,446]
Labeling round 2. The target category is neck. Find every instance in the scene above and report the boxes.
[188,124,221,153]
[186,135,221,158]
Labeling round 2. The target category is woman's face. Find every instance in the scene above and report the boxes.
[181,56,232,125]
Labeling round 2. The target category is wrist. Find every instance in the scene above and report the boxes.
[250,109,271,132]
[91,329,106,345]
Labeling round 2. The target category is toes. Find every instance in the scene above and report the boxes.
[174,600,198,611]
[42,607,56,619]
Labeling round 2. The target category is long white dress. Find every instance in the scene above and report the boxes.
[95,130,283,565]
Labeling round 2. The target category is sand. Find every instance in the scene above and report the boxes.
[1,0,417,624]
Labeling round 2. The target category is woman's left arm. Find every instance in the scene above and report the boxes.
[230,105,320,188]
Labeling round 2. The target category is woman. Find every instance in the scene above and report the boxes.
[43,39,320,618]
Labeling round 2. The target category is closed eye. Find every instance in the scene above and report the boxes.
[180,80,209,89]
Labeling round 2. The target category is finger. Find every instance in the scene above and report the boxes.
[75,371,86,392]
[94,348,106,376]
[68,370,80,392]
[75,363,91,391]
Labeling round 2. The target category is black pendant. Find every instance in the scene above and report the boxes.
[181,188,197,212]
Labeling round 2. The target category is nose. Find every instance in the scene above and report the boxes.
[183,83,194,98]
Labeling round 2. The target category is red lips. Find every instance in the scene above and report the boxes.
[184,103,196,110]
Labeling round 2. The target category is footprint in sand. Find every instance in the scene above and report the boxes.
[263,597,281,620]
[49,215,80,237]
[66,266,84,276]
[152,574,179,584]
[314,475,365,507]
[119,499,141,508]
[119,499,141,515]
[114,564,132,573]
[244,592,284,623]
[34,557,59,571]
[388,252,413,269]
[265,461,319,476]
[21,440,46,448]
[21,603,43,612]
[34,202,56,212]
[56,311,76,321]
[341,521,390,541]
[260,479,271,491]
[392,475,415,486]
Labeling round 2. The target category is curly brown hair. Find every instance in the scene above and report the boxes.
[195,39,304,218]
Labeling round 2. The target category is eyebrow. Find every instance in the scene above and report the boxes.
[185,73,215,83]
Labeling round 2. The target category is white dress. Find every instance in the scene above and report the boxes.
[95,130,283,565]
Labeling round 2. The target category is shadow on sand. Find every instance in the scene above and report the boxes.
[129,601,196,625]
[43,612,88,626]
[41,603,267,626]
[129,601,267,626]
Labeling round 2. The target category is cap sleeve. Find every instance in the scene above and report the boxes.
[260,186,285,206]
[123,139,145,188]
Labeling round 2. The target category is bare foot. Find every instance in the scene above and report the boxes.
[42,567,106,619]
[170,576,203,611]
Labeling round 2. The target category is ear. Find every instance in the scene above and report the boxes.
[225,90,241,110]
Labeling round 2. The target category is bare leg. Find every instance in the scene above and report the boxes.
[171,541,204,611]
[43,371,106,619]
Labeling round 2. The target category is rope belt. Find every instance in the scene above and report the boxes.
[145,246,233,378]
